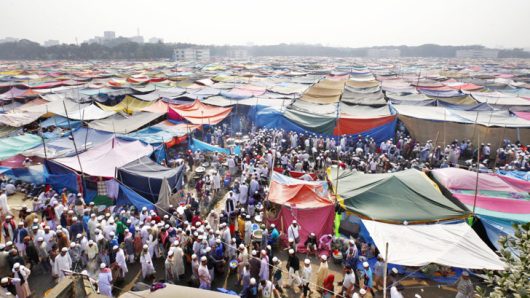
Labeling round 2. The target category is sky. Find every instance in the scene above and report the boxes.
[1,0,530,48]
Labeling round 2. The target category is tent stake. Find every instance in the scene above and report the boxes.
[383,242,389,298]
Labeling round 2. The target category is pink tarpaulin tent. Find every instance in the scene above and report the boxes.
[54,138,153,177]
[431,168,530,193]
[266,172,334,252]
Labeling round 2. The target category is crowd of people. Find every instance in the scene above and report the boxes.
[0,122,517,298]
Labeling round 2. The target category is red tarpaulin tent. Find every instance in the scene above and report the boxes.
[168,99,232,125]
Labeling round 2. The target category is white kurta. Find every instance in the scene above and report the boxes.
[98,270,113,297]
[54,253,72,280]
[115,249,128,277]
[140,252,155,278]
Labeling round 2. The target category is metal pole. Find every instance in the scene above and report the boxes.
[62,101,86,193]
[383,242,389,298]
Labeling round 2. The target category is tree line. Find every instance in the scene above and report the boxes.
[0,39,528,60]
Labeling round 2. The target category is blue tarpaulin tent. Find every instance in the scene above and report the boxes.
[116,182,155,211]
[189,138,241,155]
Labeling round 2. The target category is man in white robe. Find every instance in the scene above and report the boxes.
[113,246,128,278]
[140,244,155,279]
[54,247,72,281]
[98,263,113,297]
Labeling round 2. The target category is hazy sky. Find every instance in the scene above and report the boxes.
[2,0,529,48]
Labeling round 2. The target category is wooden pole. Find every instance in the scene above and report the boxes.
[62,101,86,193]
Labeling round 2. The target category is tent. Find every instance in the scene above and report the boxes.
[189,138,241,155]
[54,138,153,177]
[120,284,236,298]
[168,99,232,125]
[116,182,155,211]
[0,134,42,160]
[266,172,335,252]
[117,156,184,201]
[23,128,113,159]
[88,112,163,133]
[395,105,530,149]
[97,95,155,114]
[328,167,470,223]
[362,220,504,270]
[431,168,530,223]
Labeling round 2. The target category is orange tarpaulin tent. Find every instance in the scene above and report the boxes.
[168,99,232,125]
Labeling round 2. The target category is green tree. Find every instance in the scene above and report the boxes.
[477,222,530,298]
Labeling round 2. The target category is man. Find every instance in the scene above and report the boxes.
[373,254,385,290]
[390,283,404,298]
[140,244,155,279]
[0,190,11,217]
[114,245,128,279]
[98,263,113,297]
[12,263,31,298]
[341,265,356,297]
[13,222,28,257]
[316,255,329,292]
[268,224,279,246]
[259,278,280,298]
[271,257,284,294]
[258,249,269,281]
[301,258,312,297]
[165,250,176,283]
[198,256,211,289]
[54,247,72,281]
[287,220,300,248]
[36,237,51,272]
[361,261,374,292]
[455,271,474,298]
[249,250,261,280]
[304,232,318,257]
[2,215,16,242]
[286,249,301,288]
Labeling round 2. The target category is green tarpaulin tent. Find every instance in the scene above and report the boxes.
[328,167,469,223]
[0,134,42,160]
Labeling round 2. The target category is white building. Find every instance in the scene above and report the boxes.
[456,49,499,58]
[128,36,144,43]
[228,48,250,59]
[367,48,401,58]
[173,48,210,62]
[43,40,60,47]
[148,37,163,43]
[103,31,116,40]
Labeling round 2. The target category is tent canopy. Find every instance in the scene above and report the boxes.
[0,134,42,160]
[54,137,153,177]
[362,220,504,270]
[168,99,232,125]
[88,112,163,134]
[328,168,469,223]
[117,156,184,201]
[98,95,154,114]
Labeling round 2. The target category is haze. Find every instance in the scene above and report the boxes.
[1,0,529,48]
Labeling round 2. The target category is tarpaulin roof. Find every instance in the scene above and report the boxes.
[289,100,338,116]
[283,108,337,135]
[471,92,530,106]
[23,127,113,159]
[117,156,184,201]
[0,134,42,160]
[0,112,44,127]
[268,172,331,208]
[362,220,504,270]
[54,137,153,177]
[300,79,344,104]
[88,112,163,134]
[431,168,530,193]
[168,99,232,125]
[328,168,469,223]
[98,95,155,114]
[189,138,240,155]
[116,182,155,211]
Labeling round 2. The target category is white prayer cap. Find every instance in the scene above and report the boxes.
[270,224,275,228]
[0,277,8,283]
[272,257,278,262]
[250,278,256,285]
[13,263,20,269]
[251,250,257,256]
[206,247,211,252]
[288,249,294,254]
[100,263,106,269]
[292,220,297,224]
[363,262,369,268]
[288,238,294,243]
[76,233,82,239]
[70,243,76,248]
[360,289,367,295]
[216,239,221,244]
[200,256,207,261]
[143,244,148,249]
[173,240,179,246]
[304,259,310,265]
[37,237,44,242]
[142,207,147,211]
[320,255,327,261]
[239,244,245,249]
[113,245,118,250]
[392,267,398,274]
[192,254,197,259]
[61,247,68,252]
[168,250,174,256]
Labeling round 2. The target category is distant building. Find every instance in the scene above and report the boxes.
[148,37,163,44]
[367,48,401,58]
[103,31,116,40]
[173,48,210,62]
[456,49,499,58]
[43,40,60,47]
[128,36,144,43]
[227,48,250,59]
[0,37,18,44]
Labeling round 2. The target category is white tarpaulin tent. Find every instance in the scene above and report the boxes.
[362,220,504,270]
